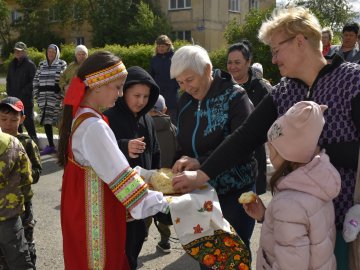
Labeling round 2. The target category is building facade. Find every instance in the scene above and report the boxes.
[155,0,275,51]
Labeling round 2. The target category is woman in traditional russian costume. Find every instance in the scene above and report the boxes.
[57,51,169,270]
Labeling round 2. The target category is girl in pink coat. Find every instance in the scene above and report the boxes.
[244,101,341,269]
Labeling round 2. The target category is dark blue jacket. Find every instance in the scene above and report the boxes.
[150,51,179,109]
[6,57,36,106]
[175,69,256,195]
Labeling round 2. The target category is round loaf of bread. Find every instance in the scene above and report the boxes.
[238,191,257,204]
[150,168,175,194]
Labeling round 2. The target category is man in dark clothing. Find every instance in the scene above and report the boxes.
[6,42,38,144]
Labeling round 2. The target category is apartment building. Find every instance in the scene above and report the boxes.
[155,0,275,50]
[6,0,275,51]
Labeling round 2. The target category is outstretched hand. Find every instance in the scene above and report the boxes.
[172,156,201,173]
[172,170,209,194]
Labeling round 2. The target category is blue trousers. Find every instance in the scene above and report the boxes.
[200,184,255,269]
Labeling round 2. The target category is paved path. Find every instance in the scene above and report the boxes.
[32,154,272,269]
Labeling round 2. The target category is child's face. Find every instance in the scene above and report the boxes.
[124,84,150,114]
[267,143,285,170]
[95,77,125,108]
[0,111,25,136]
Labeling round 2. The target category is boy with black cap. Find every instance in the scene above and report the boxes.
[0,97,34,269]
[0,96,42,268]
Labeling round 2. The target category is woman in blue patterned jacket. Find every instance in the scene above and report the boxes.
[172,7,360,270]
[33,44,67,155]
[170,45,256,269]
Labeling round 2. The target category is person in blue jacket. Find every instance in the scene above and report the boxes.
[150,35,179,125]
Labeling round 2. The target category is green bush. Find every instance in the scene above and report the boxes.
[2,40,192,73]
[209,48,227,71]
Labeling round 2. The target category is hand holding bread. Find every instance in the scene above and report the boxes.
[238,191,257,204]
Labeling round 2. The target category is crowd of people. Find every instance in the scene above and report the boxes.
[0,5,359,270]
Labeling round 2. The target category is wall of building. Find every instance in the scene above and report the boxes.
[157,0,274,51]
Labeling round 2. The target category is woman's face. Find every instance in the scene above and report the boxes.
[156,44,170,54]
[123,84,150,115]
[75,51,87,64]
[268,143,285,170]
[47,48,57,63]
[321,32,331,47]
[270,31,300,78]
[175,67,211,101]
[95,77,126,108]
[227,50,250,82]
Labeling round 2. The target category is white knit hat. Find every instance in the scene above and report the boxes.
[267,101,328,163]
[75,45,88,56]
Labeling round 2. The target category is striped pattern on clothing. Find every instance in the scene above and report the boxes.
[109,166,148,212]
[33,59,67,125]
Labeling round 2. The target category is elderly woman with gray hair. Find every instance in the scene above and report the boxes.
[170,45,256,268]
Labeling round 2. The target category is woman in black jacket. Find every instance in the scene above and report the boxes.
[150,35,179,124]
[227,40,272,195]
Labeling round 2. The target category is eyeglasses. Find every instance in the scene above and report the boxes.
[271,36,296,58]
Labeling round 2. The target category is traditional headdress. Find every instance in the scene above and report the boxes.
[64,61,127,116]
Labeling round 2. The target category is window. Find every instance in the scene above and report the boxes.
[229,0,240,12]
[169,0,191,10]
[76,37,85,45]
[11,10,22,23]
[249,0,259,10]
[173,31,192,42]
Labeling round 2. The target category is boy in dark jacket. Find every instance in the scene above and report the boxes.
[104,66,162,269]
[0,97,42,269]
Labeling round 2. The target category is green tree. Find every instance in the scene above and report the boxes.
[11,0,64,53]
[128,1,171,44]
[291,0,357,32]
[0,0,11,56]
[224,6,281,84]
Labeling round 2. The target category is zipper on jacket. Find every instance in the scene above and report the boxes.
[192,101,201,159]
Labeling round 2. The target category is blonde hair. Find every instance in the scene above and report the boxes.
[322,27,333,41]
[258,6,322,51]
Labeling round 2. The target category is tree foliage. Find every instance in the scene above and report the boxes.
[0,0,172,55]
[224,6,281,84]
[0,0,10,55]
[290,0,358,32]
[128,1,171,44]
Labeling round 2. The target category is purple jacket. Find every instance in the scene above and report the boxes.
[257,152,340,270]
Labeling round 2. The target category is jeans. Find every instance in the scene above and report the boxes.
[0,216,34,270]
[200,184,255,270]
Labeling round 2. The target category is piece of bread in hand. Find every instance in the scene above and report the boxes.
[238,191,257,204]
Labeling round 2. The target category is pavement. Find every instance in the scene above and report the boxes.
[32,153,272,270]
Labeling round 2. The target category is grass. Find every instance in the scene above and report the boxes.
[0,82,59,135]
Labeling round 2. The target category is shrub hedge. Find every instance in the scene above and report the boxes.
[2,41,232,74]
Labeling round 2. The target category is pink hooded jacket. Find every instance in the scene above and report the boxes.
[257,151,341,270]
